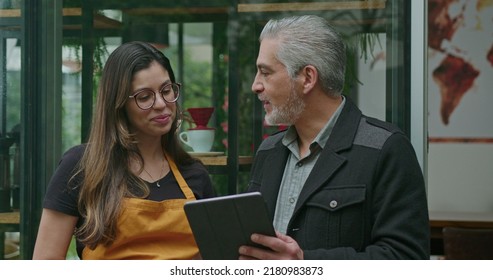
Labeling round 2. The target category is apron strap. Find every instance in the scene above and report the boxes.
[165,153,195,199]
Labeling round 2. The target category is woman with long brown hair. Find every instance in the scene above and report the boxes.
[33,41,214,259]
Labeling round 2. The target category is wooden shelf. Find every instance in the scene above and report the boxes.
[0,9,20,17]
[196,156,253,166]
[63,8,122,30]
[123,7,229,16]
[0,8,122,30]
[238,1,386,13]
[0,212,20,225]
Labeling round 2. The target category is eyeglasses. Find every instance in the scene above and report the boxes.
[128,83,181,110]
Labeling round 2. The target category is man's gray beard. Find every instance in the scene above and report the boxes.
[265,87,305,125]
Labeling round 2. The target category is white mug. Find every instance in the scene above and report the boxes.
[179,129,215,152]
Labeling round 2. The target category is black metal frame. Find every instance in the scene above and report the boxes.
[386,0,411,137]
[20,0,63,259]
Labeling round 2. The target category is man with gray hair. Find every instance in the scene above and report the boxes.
[241,15,429,259]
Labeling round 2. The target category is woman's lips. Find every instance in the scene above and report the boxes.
[152,114,171,124]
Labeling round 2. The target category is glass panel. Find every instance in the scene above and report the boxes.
[0,37,21,260]
[176,23,215,131]
[61,44,82,151]
[59,1,397,196]
[356,32,386,120]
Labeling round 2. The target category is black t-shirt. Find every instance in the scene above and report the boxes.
[42,144,215,258]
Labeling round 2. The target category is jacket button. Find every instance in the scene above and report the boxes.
[329,200,338,208]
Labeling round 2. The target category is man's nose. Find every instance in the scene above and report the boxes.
[251,76,263,94]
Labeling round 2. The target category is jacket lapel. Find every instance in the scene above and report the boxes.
[260,142,290,220]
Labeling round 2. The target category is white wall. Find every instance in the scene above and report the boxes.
[428,143,493,212]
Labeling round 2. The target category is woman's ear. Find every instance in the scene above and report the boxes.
[300,65,318,94]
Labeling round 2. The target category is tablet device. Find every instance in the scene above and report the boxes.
[184,192,276,260]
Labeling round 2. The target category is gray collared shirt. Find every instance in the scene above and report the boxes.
[273,96,346,234]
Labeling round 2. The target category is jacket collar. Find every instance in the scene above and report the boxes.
[324,96,362,153]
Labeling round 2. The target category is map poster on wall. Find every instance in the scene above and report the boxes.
[428,0,493,142]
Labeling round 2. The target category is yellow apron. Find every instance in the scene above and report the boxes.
[82,155,198,260]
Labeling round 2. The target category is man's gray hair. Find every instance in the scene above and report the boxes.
[260,15,346,97]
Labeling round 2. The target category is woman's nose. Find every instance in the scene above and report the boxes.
[153,92,167,108]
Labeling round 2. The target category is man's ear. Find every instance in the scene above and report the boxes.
[300,65,318,94]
